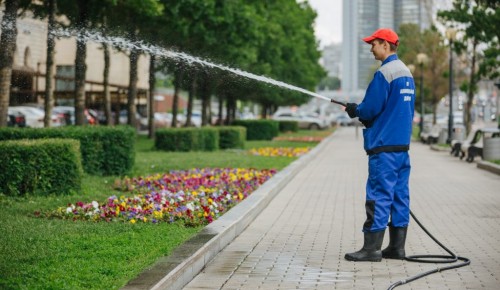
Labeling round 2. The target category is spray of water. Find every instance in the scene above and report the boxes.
[54,28,333,103]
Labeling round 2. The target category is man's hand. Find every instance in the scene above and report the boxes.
[345,103,358,118]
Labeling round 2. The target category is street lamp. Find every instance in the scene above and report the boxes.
[446,28,457,144]
[416,53,428,137]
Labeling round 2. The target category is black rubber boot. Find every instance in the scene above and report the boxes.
[345,230,385,262]
[382,226,407,259]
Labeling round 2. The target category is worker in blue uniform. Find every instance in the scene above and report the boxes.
[344,28,416,262]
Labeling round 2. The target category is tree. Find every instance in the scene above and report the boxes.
[398,24,448,125]
[0,0,21,127]
[249,0,325,114]
[439,0,500,133]
[108,0,163,129]
[26,0,58,127]
[43,0,56,127]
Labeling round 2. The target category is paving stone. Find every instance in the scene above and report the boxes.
[182,127,500,290]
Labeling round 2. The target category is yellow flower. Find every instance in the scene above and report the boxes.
[130,219,136,224]
[153,210,163,219]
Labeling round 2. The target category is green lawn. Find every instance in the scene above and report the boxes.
[0,128,333,290]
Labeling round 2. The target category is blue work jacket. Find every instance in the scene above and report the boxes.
[356,54,415,154]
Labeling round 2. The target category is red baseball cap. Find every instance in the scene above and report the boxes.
[363,28,399,46]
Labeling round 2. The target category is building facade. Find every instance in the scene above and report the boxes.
[320,43,342,78]
[341,0,433,98]
[1,8,150,112]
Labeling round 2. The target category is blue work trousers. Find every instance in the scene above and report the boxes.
[363,151,410,232]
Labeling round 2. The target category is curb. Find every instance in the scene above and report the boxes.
[122,133,335,290]
[477,160,500,175]
[430,144,450,152]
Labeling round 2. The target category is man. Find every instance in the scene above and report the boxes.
[344,28,416,262]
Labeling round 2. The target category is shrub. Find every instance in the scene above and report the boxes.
[155,127,219,151]
[0,139,83,196]
[0,126,135,176]
[217,126,246,149]
[231,120,279,140]
[278,121,299,133]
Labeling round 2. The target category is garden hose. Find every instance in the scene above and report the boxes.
[386,210,471,290]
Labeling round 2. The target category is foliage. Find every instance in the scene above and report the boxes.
[398,23,449,125]
[278,120,299,133]
[217,126,246,149]
[232,119,279,141]
[438,0,499,133]
[0,126,135,176]
[0,138,83,196]
[155,127,220,152]
[0,129,328,289]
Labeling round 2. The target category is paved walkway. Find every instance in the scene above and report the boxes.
[183,126,500,290]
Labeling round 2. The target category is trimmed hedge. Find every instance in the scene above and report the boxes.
[0,139,83,196]
[155,127,219,152]
[218,126,246,149]
[0,126,135,176]
[278,121,299,133]
[231,120,279,140]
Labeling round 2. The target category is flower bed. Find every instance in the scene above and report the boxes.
[42,168,276,226]
[272,136,325,142]
[249,147,311,157]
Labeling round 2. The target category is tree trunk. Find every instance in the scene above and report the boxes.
[44,0,56,127]
[127,48,139,129]
[200,71,210,127]
[74,0,88,126]
[226,94,237,124]
[103,43,111,125]
[171,67,184,128]
[465,40,478,134]
[148,55,156,138]
[217,93,223,125]
[0,0,20,127]
[186,71,196,127]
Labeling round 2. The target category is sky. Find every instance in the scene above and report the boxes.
[307,0,454,48]
[307,0,343,48]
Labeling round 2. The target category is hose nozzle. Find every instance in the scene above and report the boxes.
[330,99,346,107]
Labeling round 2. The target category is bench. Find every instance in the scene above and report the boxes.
[460,128,500,163]
[420,124,441,144]
[451,128,479,157]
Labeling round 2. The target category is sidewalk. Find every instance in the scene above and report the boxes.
[128,127,500,290]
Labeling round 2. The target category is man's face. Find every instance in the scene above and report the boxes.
[370,40,387,61]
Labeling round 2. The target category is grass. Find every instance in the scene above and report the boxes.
[0,128,333,290]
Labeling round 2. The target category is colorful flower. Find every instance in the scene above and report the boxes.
[43,168,276,226]
[249,147,311,157]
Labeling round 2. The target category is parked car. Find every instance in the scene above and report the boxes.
[272,110,329,130]
[8,106,63,128]
[335,113,354,126]
[52,106,97,125]
[118,110,148,129]
[7,112,26,127]
[182,110,202,127]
